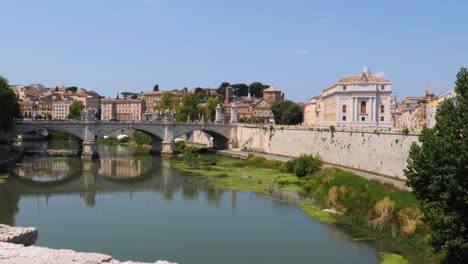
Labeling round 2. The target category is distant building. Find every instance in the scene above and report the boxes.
[222,86,280,123]
[101,99,145,121]
[139,91,184,112]
[53,101,72,120]
[304,67,392,127]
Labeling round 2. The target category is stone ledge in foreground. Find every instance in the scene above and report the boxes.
[0,224,38,246]
[0,242,177,264]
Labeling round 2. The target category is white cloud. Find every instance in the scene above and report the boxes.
[288,48,310,57]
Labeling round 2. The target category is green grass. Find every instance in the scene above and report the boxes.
[380,252,410,264]
[171,153,303,193]
[300,202,337,224]
[0,174,8,184]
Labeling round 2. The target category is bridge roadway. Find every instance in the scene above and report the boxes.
[7,119,238,159]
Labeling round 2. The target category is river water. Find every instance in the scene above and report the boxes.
[0,142,384,264]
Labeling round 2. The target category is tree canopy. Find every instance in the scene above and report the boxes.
[0,76,20,131]
[405,68,468,263]
[65,86,78,93]
[201,96,220,122]
[154,92,178,112]
[67,101,85,120]
[120,92,135,99]
[176,93,202,122]
[153,84,159,92]
[271,100,303,125]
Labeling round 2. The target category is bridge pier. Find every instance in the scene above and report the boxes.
[161,140,175,155]
[81,141,99,160]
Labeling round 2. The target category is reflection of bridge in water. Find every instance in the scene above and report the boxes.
[6,158,231,208]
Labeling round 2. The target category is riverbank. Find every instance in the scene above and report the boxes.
[0,145,23,173]
[169,150,431,264]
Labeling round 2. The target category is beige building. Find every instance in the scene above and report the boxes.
[304,68,392,127]
[53,101,72,120]
[101,99,145,121]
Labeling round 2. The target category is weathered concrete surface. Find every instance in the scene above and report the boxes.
[0,224,38,246]
[234,126,418,180]
[0,242,177,264]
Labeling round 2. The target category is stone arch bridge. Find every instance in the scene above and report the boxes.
[8,120,238,159]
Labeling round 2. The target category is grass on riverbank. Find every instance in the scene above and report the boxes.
[0,174,8,184]
[170,149,432,262]
[300,202,337,224]
[171,151,303,193]
[380,252,410,264]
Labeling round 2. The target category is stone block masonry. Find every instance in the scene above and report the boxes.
[235,126,418,180]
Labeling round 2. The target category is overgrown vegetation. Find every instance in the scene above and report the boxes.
[380,253,410,264]
[132,131,152,146]
[97,137,130,145]
[0,174,8,185]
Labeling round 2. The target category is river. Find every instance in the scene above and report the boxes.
[0,142,383,264]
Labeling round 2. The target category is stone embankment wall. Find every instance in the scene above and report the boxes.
[235,126,418,180]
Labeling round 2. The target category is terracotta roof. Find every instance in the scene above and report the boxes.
[338,75,389,83]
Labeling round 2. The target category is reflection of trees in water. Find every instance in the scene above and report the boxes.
[0,190,20,226]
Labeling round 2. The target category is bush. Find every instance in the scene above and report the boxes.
[176,141,186,152]
[133,131,152,145]
[293,154,322,177]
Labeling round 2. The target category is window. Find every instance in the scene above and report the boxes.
[380,116,385,122]
[361,116,366,122]
[342,105,347,113]
[342,116,346,121]
[342,85,347,91]
[380,105,385,113]
[380,85,385,90]
[360,101,367,113]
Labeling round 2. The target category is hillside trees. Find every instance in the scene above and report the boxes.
[405,68,468,263]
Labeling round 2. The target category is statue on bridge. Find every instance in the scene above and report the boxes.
[81,108,97,121]
[164,109,174,122]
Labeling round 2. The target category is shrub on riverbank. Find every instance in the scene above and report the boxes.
[286,154,322,177]
[133,131,152,146]
[302,168,431,260]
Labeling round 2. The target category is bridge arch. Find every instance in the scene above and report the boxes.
[11,125,85,142]
[174,127,230,150]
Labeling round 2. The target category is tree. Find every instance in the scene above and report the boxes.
[405,68,468,264]
[249,82,269,97]
[153,84,159,92]
[201,96,220,122]
[271,100,303,125]
[0,76,20,131]
[175,93,202,122]
[120,92,135,99]
[154,92,178,112]
[67,101,85,120]
[65,86,78,93]
[217,82,230,102]
[231,83,248,97]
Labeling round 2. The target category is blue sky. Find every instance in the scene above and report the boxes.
[1,0,467,102]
